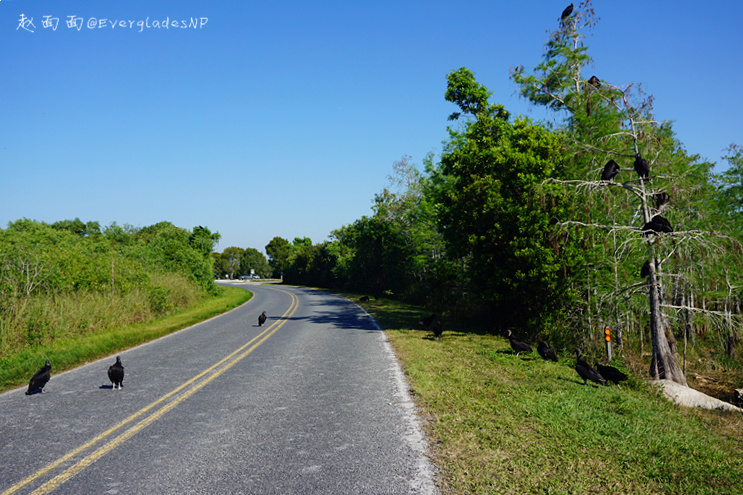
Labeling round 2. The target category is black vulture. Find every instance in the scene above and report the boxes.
[26,360,51,395]
[601,159,620,181]
[640,260,651,278]
[561,3,574,19]
[359,295,370,302]
[108,356,125,390]
[417,314,437,329]
[258,311,267,327]
[633,154,649,180]
[596,363,628,388]
[653,192,670,209]
[642,215,673,235]
[432,321,444,339]
[587,75,601,87]
[575,350,606,385]
[537,341,558,362]
[507,330,533,356]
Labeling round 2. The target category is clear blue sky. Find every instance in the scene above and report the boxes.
[2,0,741,254]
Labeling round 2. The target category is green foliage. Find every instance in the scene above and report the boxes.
[714,144,743,234]
[0,219,221,357]
[265,236,292,278]
[429,67,576,332]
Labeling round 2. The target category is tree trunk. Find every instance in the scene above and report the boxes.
[648,260,687,385]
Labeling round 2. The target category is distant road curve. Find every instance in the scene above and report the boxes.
[0,283,437,494]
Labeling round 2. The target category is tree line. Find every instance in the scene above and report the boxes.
[217,2,743,384]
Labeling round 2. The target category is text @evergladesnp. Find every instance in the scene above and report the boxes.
[16,14,208,33]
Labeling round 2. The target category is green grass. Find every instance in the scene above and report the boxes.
[351,294,743,494]
[0,285,250,392]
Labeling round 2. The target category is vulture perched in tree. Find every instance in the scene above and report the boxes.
[26,360,51,395]
[561,3,574,19]
[507,330,533,356]
[258,311,267,327]
[653,192,670,209]
[642,215,673,235]
[601,159,620,181]
[537,341,558,362]
[432,321,444,339]
[417,314,437,329]
[108,356,124,390]
[633,154,650,180]
[574,350,606,386]
[596,363,629,388]
[587,75,601,87]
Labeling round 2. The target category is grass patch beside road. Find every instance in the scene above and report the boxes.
[0,285,250,392]
[353,294,743,494]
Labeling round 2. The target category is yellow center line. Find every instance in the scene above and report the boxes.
[3,287,298,495]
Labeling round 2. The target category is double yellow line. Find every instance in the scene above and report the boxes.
[3,288,298,495]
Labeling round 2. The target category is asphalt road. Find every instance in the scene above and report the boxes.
[0,283,437,494]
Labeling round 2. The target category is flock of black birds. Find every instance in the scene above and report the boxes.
[600,154,652,184]
[509,331,628,388]
[25,356,125,395]
[25,310,274,396]
[417,312,629,388]
[598,151,676,238]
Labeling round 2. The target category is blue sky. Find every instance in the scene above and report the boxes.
[1,0,741,254]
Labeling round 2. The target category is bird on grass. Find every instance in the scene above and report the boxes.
[360,295,370,302]
[596,363,629,388]
[417,314,437,329]
[561,3,574,20]
[432,321,444,339]
[26,360,51,395]
[633,154,650,180]
[258,311,267,327]
[537,341,558,362]
[601,159,620,181]
[507,330,532,356]
[575,350,606,386]
[108,356,124,390]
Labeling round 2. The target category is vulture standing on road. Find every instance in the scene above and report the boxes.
[561,3,574,19]
[537,341,558,362]
[601,159,620,181]
[574,350,606,386]
[108,356,124,390]
[507,330,533,356]
[633,154,650,180]
[26,360,51,395]
[596,363,628,388]
[258,311,267,327]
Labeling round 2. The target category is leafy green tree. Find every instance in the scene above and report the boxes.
[265,237,292,278]
[240,247,270,278]
[510,0,733,384]
[221,247,244,279]
[429,67,572,333]
[714,144,743,234]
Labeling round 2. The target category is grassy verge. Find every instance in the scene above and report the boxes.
[0,285,251,392]
[351,294,743,494]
